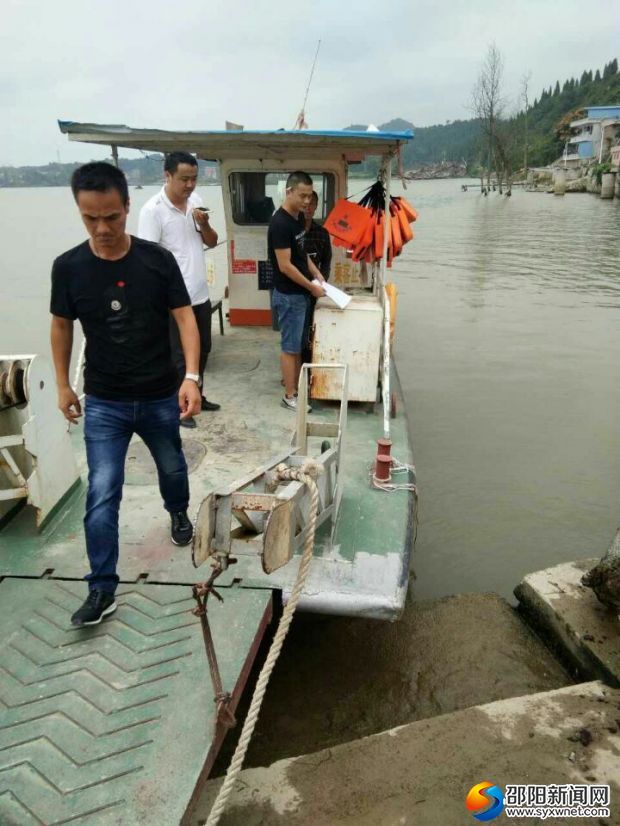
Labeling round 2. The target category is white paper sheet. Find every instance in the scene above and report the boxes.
[313,280,352,310]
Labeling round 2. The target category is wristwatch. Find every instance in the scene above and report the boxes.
[184,373,200,383]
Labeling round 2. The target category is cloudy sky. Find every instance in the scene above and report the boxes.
[1,0,617,166]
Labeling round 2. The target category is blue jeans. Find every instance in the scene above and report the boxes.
[272,289,309,354]
[83,393,189,594]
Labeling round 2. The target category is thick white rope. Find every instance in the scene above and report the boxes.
[205,461,323,825]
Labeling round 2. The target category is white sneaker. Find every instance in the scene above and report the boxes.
[281,396,311,412]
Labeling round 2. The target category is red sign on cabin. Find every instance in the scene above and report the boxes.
[230,240,257,274]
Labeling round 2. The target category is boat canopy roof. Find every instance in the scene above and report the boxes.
[58,121,413,161]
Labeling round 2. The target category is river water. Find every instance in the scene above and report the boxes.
[1,180,619,601]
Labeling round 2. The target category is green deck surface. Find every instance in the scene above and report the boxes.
[0,579,271,825]
[0,328,414,615]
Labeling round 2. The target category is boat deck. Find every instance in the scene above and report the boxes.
[1,324,414,617]
[0,323,415,825]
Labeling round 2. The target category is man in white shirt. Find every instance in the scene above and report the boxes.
[138,152,220,428]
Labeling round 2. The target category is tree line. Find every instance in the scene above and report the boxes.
[471,50,619,190]
[0,155,218,188]
[348,57,619,179]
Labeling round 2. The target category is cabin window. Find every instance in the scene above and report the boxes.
[229,172,336,225]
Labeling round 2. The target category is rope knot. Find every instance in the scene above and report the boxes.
[298,459,324,479]
[274,460,324,485]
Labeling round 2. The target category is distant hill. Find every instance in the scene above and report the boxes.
[344,116,482,176]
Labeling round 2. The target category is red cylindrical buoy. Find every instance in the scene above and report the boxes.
[375,453,392,482]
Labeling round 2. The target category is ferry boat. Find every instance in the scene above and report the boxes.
[0,123,415,824]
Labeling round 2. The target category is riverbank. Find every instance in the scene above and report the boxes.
[526,163,620,198]
[193,557,620,824]
[402,160,468,180]
[198,682,619,825]
[208,589,571,773]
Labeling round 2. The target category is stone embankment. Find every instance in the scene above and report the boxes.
[527,163,620,198]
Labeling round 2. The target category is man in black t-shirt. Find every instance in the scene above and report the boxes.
[302,189,332,363]
[304,190,332,280]
[268,171,326,411]
[50,162,201,627]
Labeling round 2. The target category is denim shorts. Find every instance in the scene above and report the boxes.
[272,289,309,354]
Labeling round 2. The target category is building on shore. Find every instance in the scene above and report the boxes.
[563,105,620,165]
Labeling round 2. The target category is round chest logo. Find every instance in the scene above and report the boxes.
[111,300,122,311]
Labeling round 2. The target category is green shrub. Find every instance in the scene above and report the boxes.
[592,162,613,184]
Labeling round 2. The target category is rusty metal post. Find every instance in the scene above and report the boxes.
[191,572,237,730]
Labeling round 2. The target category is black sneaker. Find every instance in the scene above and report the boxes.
[171,510,193,546]
[201,397,221,411]
[71,590,117,627]
[180,416,197,429]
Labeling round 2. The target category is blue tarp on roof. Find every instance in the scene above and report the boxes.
[584,106,620,119]
[58,122,413,141]
[57,121,413,159]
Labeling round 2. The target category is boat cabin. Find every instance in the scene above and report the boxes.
[58,123,413,408]
[58,123,412,319]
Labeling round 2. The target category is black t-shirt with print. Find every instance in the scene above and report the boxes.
[50,236,191,400]
[268,207,310,295]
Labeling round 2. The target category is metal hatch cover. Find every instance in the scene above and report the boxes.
[0,579,272,825]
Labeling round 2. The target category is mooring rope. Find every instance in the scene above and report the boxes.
[205,460,323,825]
[371,455,418,494]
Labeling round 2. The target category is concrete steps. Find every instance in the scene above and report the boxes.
[195,681,620,825]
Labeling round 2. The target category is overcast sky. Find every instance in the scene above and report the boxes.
[1,0,617,166]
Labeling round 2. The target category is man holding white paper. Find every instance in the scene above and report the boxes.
[268,171,326,411]
[312,279,351,310]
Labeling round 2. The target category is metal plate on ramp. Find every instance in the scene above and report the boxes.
[0,579,272,825]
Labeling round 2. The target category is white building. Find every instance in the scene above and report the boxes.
[563,105,620,165]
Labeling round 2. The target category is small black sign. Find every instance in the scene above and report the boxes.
[258,260,274,291]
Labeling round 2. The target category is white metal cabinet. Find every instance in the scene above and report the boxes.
[311,295,383,402]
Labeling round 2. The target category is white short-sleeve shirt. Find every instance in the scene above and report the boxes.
[138,187,209,305]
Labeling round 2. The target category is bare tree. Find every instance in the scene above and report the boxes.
[471,43,505,188]
[521,71,532,176]
[494,118,519,192]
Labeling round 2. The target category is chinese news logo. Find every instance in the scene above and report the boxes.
[466,782,611,820]
[465,782,504,822]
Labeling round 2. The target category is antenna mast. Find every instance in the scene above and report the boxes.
[293,39,321,130]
